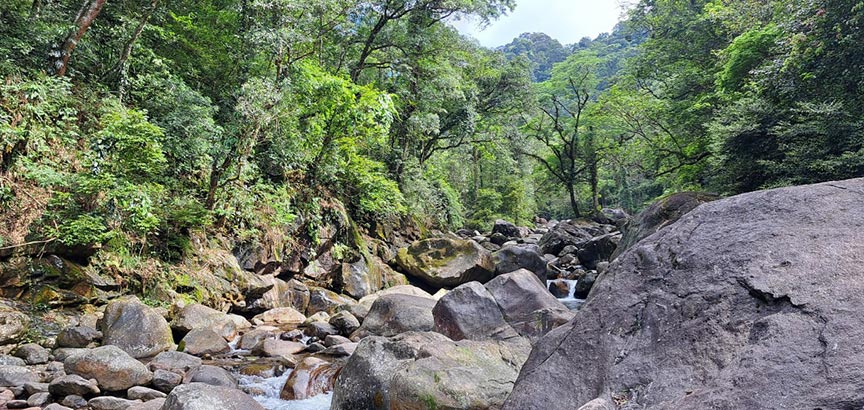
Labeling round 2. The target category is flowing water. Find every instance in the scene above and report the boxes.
[548,279,585,310]
[237,372,333,410]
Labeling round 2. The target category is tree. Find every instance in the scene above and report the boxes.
[54,0,107,76]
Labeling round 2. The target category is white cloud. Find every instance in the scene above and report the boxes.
[452,0,627,47]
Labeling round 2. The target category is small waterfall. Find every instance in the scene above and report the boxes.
[238,371,333,410]
[547,279,585,310]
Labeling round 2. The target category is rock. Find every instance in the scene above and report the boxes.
[388,338,531,410]
[88,396,142,410]
[303,311,330,324]
[251,307,306,326]
[161,383,264,410]
[547,279,571,298]
[489,232,509,246]
[575,233,620,270]
[279,329,303,342]
[537,221,596,256]
[127,398,165,410]
[170,304,236,341]
[245,278,310,314]
[573,271,597,299]
[179,328,230,356]
[0,366,39,387]
[46,403,75,410]
[485,269,571,340]
[61,394,88,408]
[504,179,864,409]
[21,382,48,396]
[352,285,433,320]
[351,294,436,339]
[307,288,355,317]
[338,259,382,300]
[239,328,278,351]
[127,386,166,401]
[26,392,50,407]
[251,339,305,357]
[151,369,182,393]
[99,297,173,358]
[395,238,495,288]
[578,398,614,410]
[323,335,351,347]
[279,357,341,400]
[0,306,29,346]
[182,365,237,388]
[304,322,338,340]
[611,191,716,260]
[53,348,87,362]
[432,281,519,341]
[305,342,325,353]
[147,351,202,374]
[493,245,548,281]
[331,332,450,410]
[492,219,522,238]
[332,332,529,410]
[328,311,360,336]
[12,344,49,365]
[320,343,357,357]
[0,355,25,366]
[56,326,102,348]
[48,374,100,396]
[63,346,152,391]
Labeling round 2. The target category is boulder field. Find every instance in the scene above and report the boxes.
[505,178,864,409]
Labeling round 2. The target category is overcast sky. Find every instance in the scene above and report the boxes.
[451,0,628,48]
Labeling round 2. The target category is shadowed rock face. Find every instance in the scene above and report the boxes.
[504,178,864,410]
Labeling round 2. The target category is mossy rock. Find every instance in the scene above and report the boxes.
[394,238,495,288]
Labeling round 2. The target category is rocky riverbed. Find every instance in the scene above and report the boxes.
[0,213,629,410]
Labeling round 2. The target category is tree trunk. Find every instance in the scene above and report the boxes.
[112,0,160,101]
[55,0,107,76]
[589,160,599,213]
[568,184,581,218]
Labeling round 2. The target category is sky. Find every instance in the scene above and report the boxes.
[451,0,628,48]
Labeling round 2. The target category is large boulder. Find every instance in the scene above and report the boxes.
[493,245,547,280]
[611,191,716,259]
[307,287,355,316]
[170,304,236,341]
[352,285,433,320]
[351,294,436,339]
[160,383,264,410]
[179,328,230,356]
[395,238,495,288]
[99,297,173,358]
[64,346,152,391]
[492,219,522,238]
[0,365,39,386]
[432,281,519,341]
[338,258,383,300]
[0,306,29,346]
[279,357,341,400]
[485,269,572,340]
[331,332,529,410]
[537,221,597,256]
[576,233,620,270]
[504,179,864,409]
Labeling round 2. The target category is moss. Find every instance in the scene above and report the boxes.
[421,393,438,410]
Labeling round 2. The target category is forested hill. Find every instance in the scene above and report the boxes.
[1,0,863,301]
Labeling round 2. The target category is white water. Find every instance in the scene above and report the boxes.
[547,279,585,310]
[238,372,334,410]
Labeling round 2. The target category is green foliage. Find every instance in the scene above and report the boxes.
[716,25,780,93]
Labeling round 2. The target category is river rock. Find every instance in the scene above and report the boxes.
[182,365,236,388]
[504,178,864,409]
[485,269,572,340]
[328,311,360,336]
[63,346,152,391]
[250,339,305,357]
[331,332,450,409]
[127,398,165,410]
[56,326,102,348]
[279,357,341,400]
[99,297,173,358]
[45,404,75,410]
[239,328,278,351]
[395,238,495,287]
[88,396,142,410]
[48,374,100,396]
[537,221,596,256]
[161,383,264,410]
[0,365,39,387]
[27,392,51,407]
[351,294,435,339]
[611,191,716,260]
[151,369,181,393]
[251,307,306,326]
[547,279,571,298]
[12,344,49,365]
[432,281,519,341]
[148,351,202,374]
[307,287,355,316]
[351,285,433,320]
[492,219,523,238]
[0,355,25,366]
[338,259,382,300]
[573,271,597,299]
[305,321,339,340]
[493,244,548,281]
[179,328,230,356]
[127,386,166,400]
[575,233,620,270]
[0,306,29,345]
[170,304,236,341]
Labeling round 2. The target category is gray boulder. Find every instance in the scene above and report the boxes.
[351,294,435,339]
[160,382,264,410]
[537,221,596,256]
[493,245,548,280]
[12,343,49,365]
[64,345,152,391]
[576,233,620,270]
[179,328,230,356]
[504,179,864,409]
[492,219,522,238]
[0,365,39,387]
[148,351,202,374]
[182,365,237,388]
[485,269,572,340]
[395,238,495,288]
[48,374,100,396]
[0,306,29,345]
[170,304,236,341]
[56,326,102,348]
[432,282,519,341]
[99,297,173,358]
[88,396,142,410]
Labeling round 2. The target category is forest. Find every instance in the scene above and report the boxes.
[1,0,862,286]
